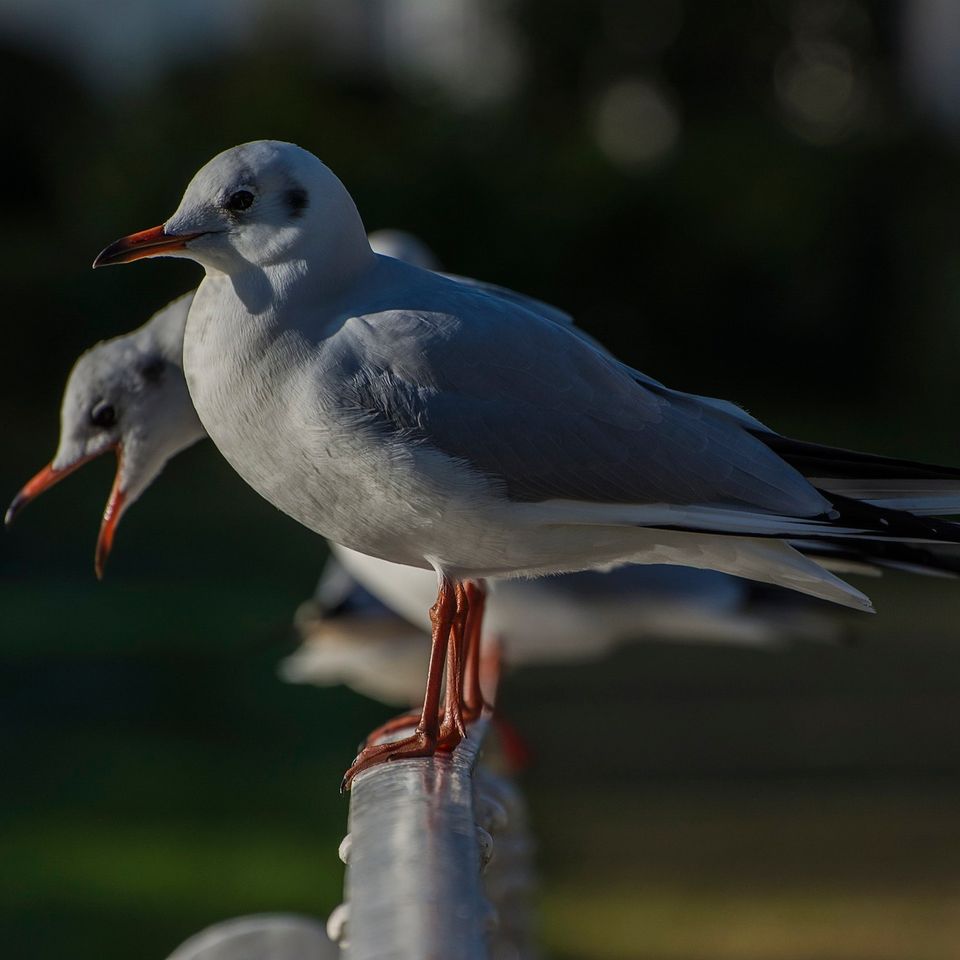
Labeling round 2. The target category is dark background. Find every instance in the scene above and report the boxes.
[2,2,960,958]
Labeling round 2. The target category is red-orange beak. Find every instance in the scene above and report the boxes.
[92,224,203,268]
[95,463,127,581]
[6,444,127,579]
[5,450,109,526]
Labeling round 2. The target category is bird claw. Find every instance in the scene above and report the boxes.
[358,710,422,750]
[341,729,439,792]
[342,718,472,793]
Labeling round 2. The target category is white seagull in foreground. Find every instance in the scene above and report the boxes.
[164,914,336,960]
[89,140,960,786]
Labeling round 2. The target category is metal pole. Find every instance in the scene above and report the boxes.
[341,720,493,960]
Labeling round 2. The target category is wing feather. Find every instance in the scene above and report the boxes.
[336,290,830,520]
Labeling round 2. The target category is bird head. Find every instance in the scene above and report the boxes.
[5,294,204,577]
[93,140,370,277]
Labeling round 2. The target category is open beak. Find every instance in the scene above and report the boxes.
[92,224,203,268]
[6,444,127,580]
[5,449,110,526]
[95,460,127,580]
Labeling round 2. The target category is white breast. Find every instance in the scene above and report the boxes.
[181,274,498,569]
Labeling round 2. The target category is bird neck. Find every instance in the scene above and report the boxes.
[208,211,376,315]
[300,201,376,297]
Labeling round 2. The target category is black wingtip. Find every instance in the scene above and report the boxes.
[755,432,960,483]
[818,489,960,544]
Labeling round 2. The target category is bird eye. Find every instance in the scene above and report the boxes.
[89,401,117,429]
[225,189,255,212]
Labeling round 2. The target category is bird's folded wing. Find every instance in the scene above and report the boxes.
[335,297,831,524]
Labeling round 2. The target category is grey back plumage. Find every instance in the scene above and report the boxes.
[333,262,828,518]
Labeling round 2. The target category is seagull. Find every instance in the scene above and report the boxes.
[282,549,842,710]
[164,914,337,960]
[4,290,204,577]
[283,559,432,706]
[88,140,960,785]
[324,543,843,659]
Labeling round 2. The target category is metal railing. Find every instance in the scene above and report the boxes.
[164,720,536,960]
[329,718,537,960]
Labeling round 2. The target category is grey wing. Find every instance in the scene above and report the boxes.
[445,273,765,427]
[340,295,829,520]
[442,273,576,327]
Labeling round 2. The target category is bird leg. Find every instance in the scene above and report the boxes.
[357,581,485,750]
[435,582,470,749]
[481,632,506,715]
[461,579,491,719]
[341,575,458,791]
[353,585,465,750]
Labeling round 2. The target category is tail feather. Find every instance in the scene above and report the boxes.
[647,537,875,613]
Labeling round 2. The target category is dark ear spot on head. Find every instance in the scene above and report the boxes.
[140,357,166,384]
[286,186,309,218]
